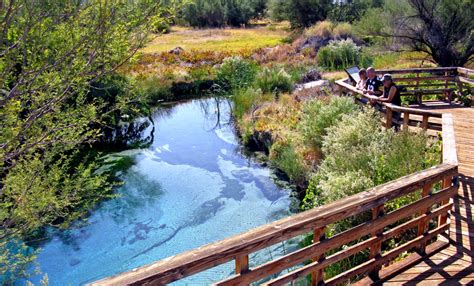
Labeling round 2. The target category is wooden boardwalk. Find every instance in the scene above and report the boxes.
[360,103,474,285]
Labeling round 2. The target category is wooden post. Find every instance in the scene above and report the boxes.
[417,183,433,254]
[386,107,393,129]
[369,204,385,280]
[403,111,410,131]
[422,115,429,131]
[444,70,449,101]
[438,177,452,226]
[311,227,326,286]
[236,254,249,275]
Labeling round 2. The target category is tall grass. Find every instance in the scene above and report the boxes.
[317,39,372,70]
[254,67,294,94]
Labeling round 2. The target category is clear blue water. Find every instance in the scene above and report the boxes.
[27,98,294,285]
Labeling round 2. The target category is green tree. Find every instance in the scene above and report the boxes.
[356,0,474,66]
[268,0,332,27]
[0,0,173,281]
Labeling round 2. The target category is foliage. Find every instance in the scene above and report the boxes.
[267,0,332,28]
[0,0,169,280]
[180,0,264,27]
[355,0,474,66]
[317,39,372,70]
[299,96,358,150]
[303,108,439,210]
[231,87,265,119]
[254,67,294,94]
[216,56,258,89]
[328,0,383,23]
[269,139,308,185]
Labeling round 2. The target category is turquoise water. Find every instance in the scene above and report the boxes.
[28,98,294,285]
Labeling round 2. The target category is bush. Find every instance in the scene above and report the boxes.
[269,139,308,185]
[216,56,258,90]
[268,0,332,28]
[299,96,358,149]
[254,67,294,94]
[332,22,353,38]
[317,39,372,70]
[138,76,173,102]
[231,87,266,120]
[304,20,334,38]
[304,107,439,210]
[180,0,261,27]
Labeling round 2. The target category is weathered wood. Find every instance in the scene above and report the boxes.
[91,162,457,286]
[214,184,456,285]
[353,240,450,286]
[422,115,429,130]
[392,76,454,82]
[325,223,449,286]
[369,205,385,280]
[235,255,249,275]
[458,76,474,85]
[403,112,410,131]
[457,67,474,76]
[385,108,393,129]
[376,67,457,74]
[263,203,452,286]
[442,114,458,165]
[417,183,433,253]
[311,227,326,286]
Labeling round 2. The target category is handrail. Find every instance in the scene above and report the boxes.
[336,78,443,131]
[92,164,457,286]
[92,68,461,286]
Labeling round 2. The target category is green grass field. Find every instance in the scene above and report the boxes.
[141,25,290,54]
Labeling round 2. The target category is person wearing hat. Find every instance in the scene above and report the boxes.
[373,74,401,106]
[368,73,402,126]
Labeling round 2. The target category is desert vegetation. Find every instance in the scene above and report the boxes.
[1,0,472,284]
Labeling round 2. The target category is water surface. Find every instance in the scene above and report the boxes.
[30,98,294,285]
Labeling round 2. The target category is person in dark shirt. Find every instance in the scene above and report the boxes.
[367,74,402,126]
[363,67,383,96]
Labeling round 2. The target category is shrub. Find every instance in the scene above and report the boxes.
[138,76,173,102]
[269,139,308,185]
[332,22,353,38]
[304,20,334,38]
[216,56,258,90]
[317,39,372,70]
[231,87,264,120]
[304,107,440,211]
[254,67,294,94]
[299,96,358,149]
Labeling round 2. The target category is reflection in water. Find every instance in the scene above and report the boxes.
[29,98,293,286]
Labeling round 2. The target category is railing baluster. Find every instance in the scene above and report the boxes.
[417,183,433,254]
[369,204,385,280]
[438,176,453,226]
[236,254,249,275]
[403,111,410,131]
[312,227,326,286]
[422,115,429,130]
[386,107,393,129]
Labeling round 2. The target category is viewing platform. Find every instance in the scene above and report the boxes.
[92,67,473,286]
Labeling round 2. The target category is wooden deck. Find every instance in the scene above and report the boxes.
[358,103,474,285]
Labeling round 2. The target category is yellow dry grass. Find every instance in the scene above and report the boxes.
[141,26,289,54]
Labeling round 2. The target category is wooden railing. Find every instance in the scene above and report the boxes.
[92,122,459,285]
[335,78,443,131]
[336,67,473,131]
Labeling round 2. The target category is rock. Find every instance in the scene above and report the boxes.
[296,80,329,91]
[299,69,322,83]
[169,47,184,55]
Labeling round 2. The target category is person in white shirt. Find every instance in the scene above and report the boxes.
[356,68,367,90]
